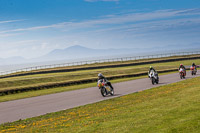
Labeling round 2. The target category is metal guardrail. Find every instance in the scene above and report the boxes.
[0,51,200,76]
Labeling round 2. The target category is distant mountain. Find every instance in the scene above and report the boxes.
[40,44,200,61]
[39,45,141,61]
[1,43,200,65]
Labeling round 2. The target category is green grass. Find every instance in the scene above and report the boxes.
[0,71,176,103]
[2,54,197,76]
[0,58,199,102]
[0,74,150,102]
[0,58,199,91]
[1,76,199,132]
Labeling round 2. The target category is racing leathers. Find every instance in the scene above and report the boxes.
[148,67,157,78]
[98,76,114,90]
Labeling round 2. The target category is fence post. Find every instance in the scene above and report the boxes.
[1,51,200,76]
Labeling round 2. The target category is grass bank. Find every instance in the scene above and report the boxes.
[1,54,199,79]
[0,76,199,132]
[0,59,199,92]
[0,71,176,102]
[0,58,199,102]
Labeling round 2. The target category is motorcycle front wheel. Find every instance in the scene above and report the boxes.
[101,87,107,97]
[151,78,155,85]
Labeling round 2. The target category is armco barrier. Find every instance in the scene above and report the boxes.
[0,68,182,96]
[0,51,200,77]
[0,54,199,79]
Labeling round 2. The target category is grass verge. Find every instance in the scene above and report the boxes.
[1,54,199,79]
[0,76,199,132]
[0,71,176,102]
[0,57,199,103]
[0,59,200,92]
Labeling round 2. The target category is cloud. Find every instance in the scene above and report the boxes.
[1,8,200,58]
[0,19,25,24]
[0,40,38,49]
[0,23,61,34]
[0,33,22,37]
[94,17,200,33]
[46,8,200,33]
[0,8,199,37]
[85,0,119,2]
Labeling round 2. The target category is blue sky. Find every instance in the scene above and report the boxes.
[0,0,200,58]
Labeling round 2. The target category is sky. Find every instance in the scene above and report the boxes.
[0,0,200,58]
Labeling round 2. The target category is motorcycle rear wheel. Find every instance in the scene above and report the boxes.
[156,77,159,84]
[156,80,159,84]
[110,87,114,96]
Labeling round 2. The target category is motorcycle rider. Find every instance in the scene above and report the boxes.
[191,62,197,70]
[148,66,157,78]
[179,64,186,70]
[98,73,114,90]
[179,64,186,75]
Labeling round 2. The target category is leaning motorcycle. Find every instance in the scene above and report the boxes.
[97,79,114,97]
[149,70,159,85]
[179,68,186,79]
[190,66,197,75]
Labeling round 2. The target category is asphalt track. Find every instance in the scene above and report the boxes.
[0,71,199,124]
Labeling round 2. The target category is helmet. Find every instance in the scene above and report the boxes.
[180,64,183,66]
[150,66,152,69]
[192,62,195,65]
[98,73,103,78]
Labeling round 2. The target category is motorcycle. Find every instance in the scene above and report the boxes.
[149,70,159,85]
[179,68,186,79]
[190,66,197,75]
[97,79,114,97]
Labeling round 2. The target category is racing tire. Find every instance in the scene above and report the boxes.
[151,78,155,85]
[101,88,107,97]
[110,87,114,96]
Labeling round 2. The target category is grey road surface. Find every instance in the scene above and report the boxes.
[0,71,199,124]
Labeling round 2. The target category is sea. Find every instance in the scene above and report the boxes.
[0,49,199,75]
